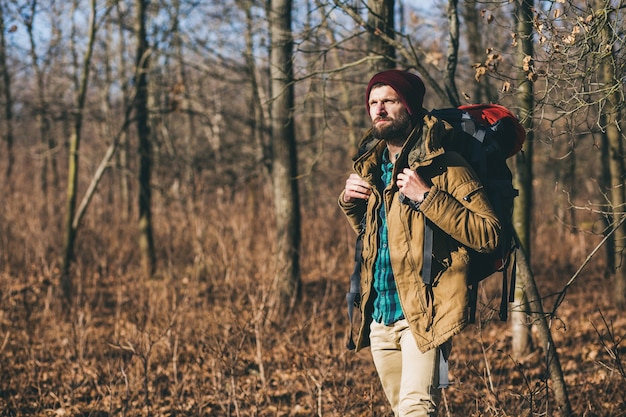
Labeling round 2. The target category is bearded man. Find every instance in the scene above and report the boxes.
[339,70,501,417]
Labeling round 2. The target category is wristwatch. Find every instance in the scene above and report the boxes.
[399,192,427,211]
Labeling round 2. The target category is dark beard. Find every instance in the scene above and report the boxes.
[371,111,412,147]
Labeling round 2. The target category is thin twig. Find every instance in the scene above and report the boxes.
[551,213,626,316]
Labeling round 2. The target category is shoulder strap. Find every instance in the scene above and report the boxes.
[346,236,363,350]
[422,219,435,285]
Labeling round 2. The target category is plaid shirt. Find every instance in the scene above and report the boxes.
[372,149,405,325]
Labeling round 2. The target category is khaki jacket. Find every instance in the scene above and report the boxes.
[339,114,501,352]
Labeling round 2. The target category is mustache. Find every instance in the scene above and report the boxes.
[374,116,393,123]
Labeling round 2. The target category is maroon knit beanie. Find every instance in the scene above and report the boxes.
[365,70,426,121]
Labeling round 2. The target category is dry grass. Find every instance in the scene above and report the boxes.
[0,163,625,417]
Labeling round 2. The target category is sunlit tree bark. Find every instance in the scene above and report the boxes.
[515,241,573,417]
[513,3,534,258]
[510,0,535,360]
[511,1,571,415]
[367,0,395,72]
[333,1,449,104]
[462,0,497,104]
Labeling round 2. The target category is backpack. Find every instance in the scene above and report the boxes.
[429,104,525,323]
[345,104,525,350]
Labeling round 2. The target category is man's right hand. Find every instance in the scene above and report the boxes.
[343,173,371,203]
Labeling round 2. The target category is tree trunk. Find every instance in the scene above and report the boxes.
[314,0,362,148]
[135,0,156,278]
[334,1,449,105]
[367,0,395,72]
[444,0,460,106]
[116,1,132,220]
[462,0,496,104]
[173,0,199,201]
[0,4,15,181]
[512,1,572,415]
[240,0,269,175]
[600,130,616,272]
[597,1,626,308]
[60,0,98,302]
[515,240,573,417]
[514,1,534,257]
[25,0,58,197]
[269,0,301,316]
[511,0,534,360]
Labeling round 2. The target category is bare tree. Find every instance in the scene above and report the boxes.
[595,0,626,308]
[171,0,201,200]
[333,1,451,105]
[313,0,366,149]
[516,241,573,417]
[0,3,15,180]
[443,0,460,106]
[513,1,534,260]
[115,0,132,219]
[239,0,269,174]
[60,0,100,302]
[135,0,156,278]
[508,0,572,415]
[462,0,497,104]
[268,0,301,316]
[24,0,60,195]
[510,0,535,360]
[367,0,395,72]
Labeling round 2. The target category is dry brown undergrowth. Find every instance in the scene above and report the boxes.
[1,183,625,416]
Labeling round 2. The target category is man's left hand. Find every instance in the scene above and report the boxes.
[396,168,431,202]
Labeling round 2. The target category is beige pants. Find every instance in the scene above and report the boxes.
[370,319,442,417]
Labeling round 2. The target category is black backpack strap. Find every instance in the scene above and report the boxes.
[438,339,452,388]
[499,236,518,321]
[468,282,478,323]
[509,247,517,304]
[346,230,364,350]
[422,219,435,285]
[499,268,509,321]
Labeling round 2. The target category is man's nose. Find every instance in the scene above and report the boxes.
[374,103,387,114]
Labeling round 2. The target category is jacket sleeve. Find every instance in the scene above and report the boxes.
[338,192,367,236]
[418,156,501,254]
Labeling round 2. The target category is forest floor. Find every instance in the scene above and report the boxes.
[1,255,625,417]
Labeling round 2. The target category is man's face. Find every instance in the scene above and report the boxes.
[368,85,412,143]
